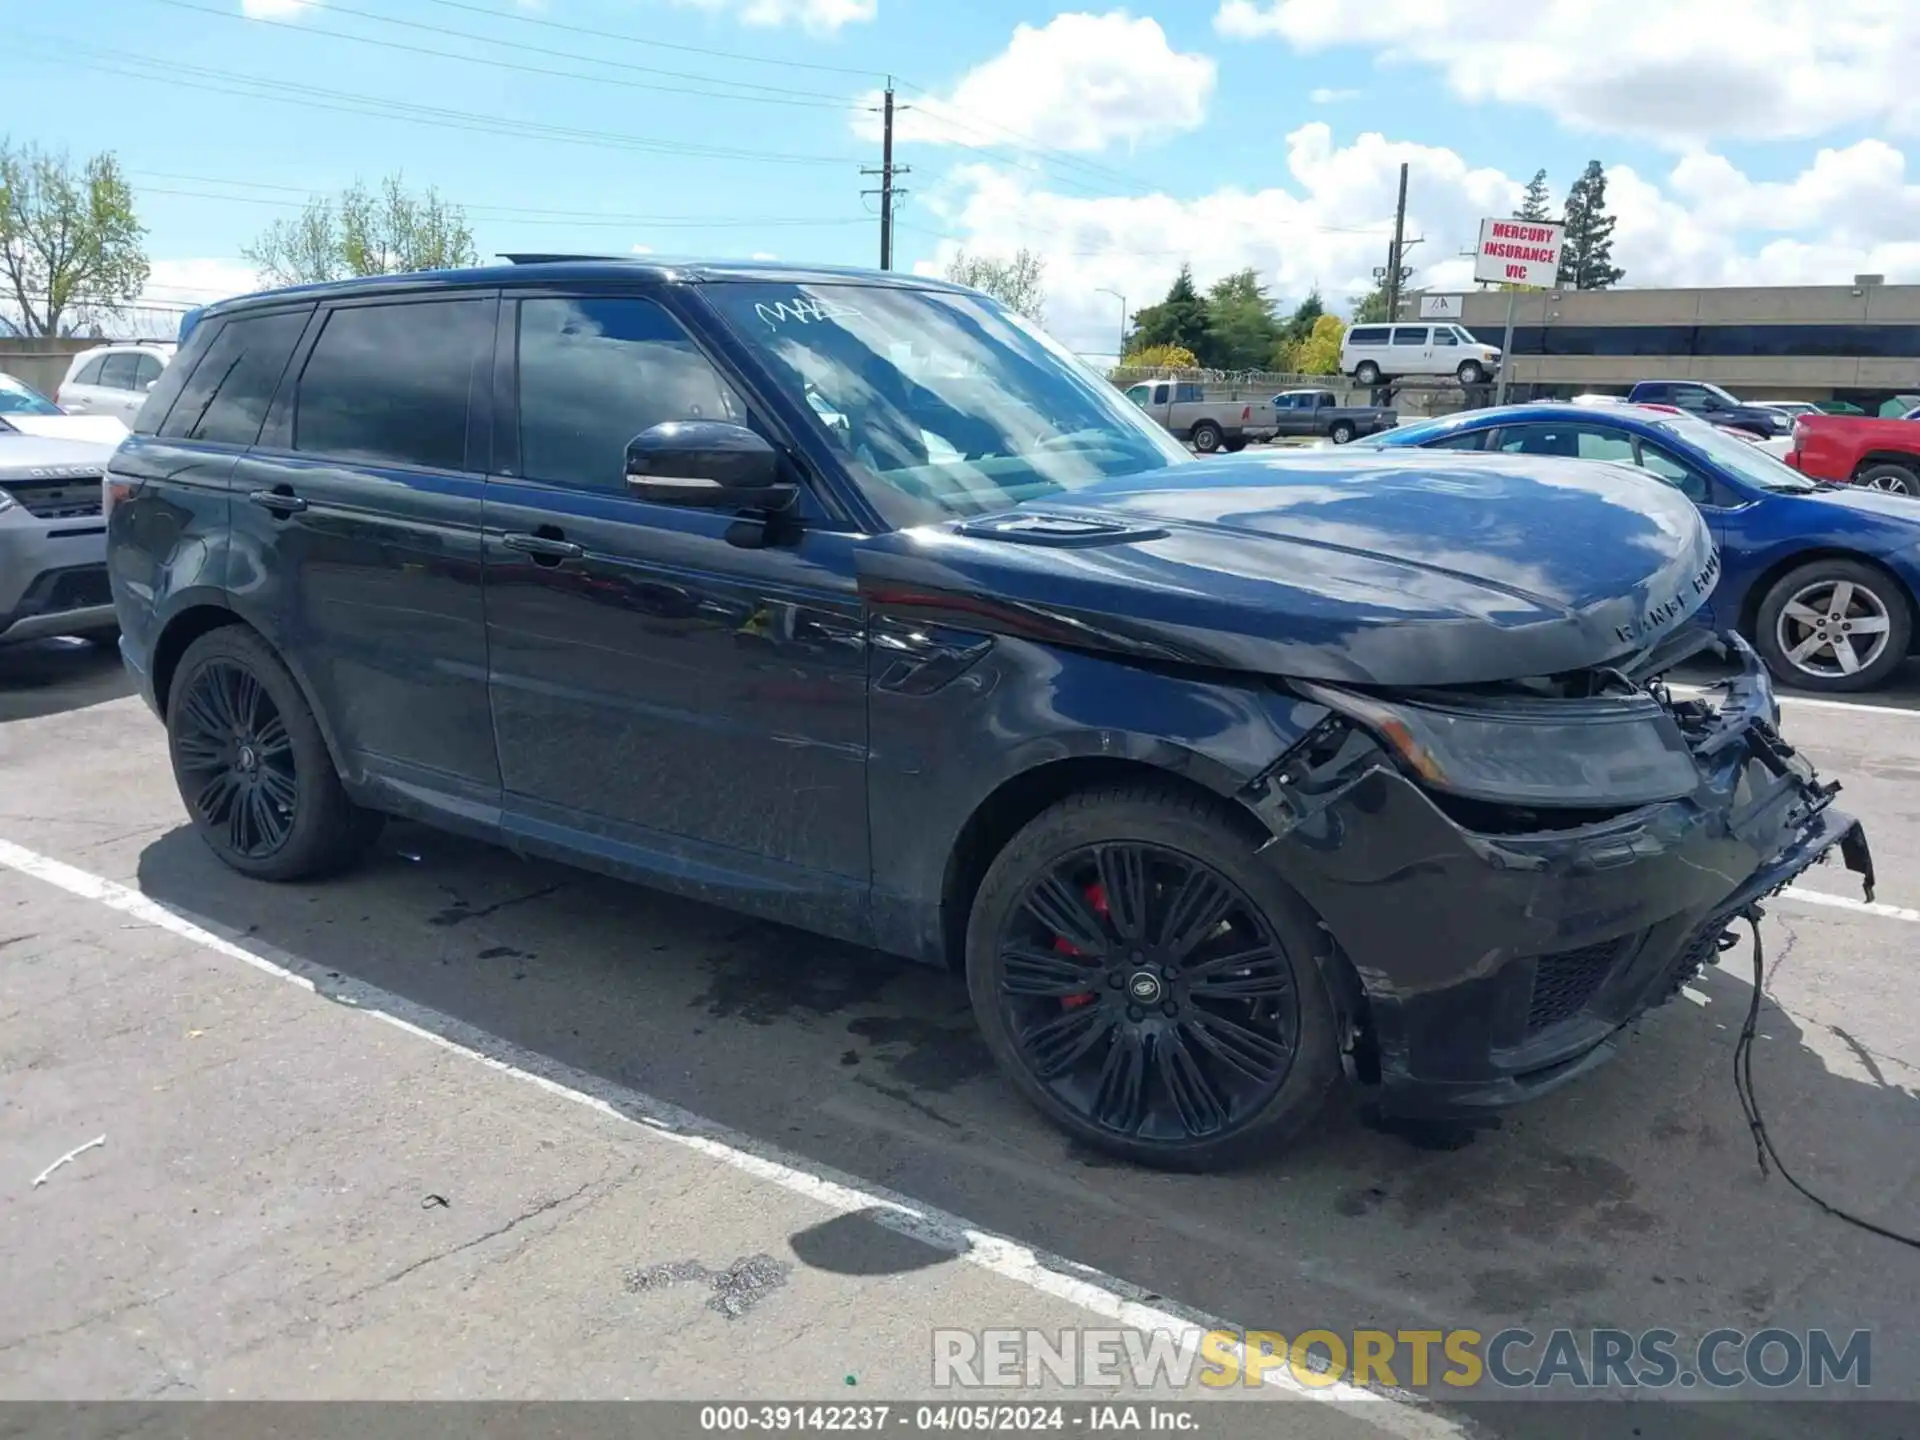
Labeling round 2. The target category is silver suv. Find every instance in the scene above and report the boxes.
[0,429,118,646]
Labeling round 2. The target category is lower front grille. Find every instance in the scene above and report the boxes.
[1525,937,1633,1034]
[20,565,112,615]
[7,477,104,519]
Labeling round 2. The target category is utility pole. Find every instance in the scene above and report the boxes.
[861,79,911,271]
[1385,162,1409,321]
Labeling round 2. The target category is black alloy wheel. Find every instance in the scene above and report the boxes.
[967,785,1341,1169]
[166,626,384,880]
[172,658,299,859]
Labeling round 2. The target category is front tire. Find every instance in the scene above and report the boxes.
[1190,422,1224,454]
[965,783,1342,1171]
[166,626,384,880]
[1457,360,1487,386]
[1855,463,1920,496]
[1753,559,1912,693]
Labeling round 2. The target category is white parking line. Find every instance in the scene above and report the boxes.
[0,836,1455,1433]
[1779,886,1920,924]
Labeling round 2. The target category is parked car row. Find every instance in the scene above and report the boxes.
[96,257,1873,1173]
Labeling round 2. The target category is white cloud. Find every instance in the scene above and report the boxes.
[672,0,874,34]
[143,258,265,306]
[853,12,1216,153]
[750,251,779,260]
[1308,87,1357,104]
[1214,0,1920,145]
[915,125,1920,359]
[240,0,310,16]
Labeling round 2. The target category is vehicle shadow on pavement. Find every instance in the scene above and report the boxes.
[132,820,1920,1420]
[0,638,135,724]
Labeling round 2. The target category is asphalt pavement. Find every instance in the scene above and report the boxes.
[2,637,1916,1439]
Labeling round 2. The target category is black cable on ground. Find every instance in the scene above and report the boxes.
[1732,910,1920,1251]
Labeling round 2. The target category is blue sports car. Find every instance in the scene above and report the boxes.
[1375,403,1920,693]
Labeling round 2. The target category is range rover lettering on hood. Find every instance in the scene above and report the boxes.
[1614,550,1722,647]
[855,451,1720,688]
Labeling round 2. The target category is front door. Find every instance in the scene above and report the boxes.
[480,290,870,914]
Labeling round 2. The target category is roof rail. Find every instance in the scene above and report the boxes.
[497,252,635,265]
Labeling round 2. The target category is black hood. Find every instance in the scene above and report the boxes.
[854,449,1719,687]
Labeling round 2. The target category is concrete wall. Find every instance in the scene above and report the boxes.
[0,339,96,398]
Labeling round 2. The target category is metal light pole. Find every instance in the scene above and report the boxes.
[1097,287,1127,360]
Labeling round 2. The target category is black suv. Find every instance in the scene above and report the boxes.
[106,260,1872,1169]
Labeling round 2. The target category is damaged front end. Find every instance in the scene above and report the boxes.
[1242,629,1874,1117]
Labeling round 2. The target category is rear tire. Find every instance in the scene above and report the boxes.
[1328,421,1356,444]
[1190,421,1224,454]
[1222,438,1248,453]
[166,626,385,880]
[1353,361,1382,387]
[1855,463,1920,496]
[1753,558,1912,693]
[965,783,1343,1171]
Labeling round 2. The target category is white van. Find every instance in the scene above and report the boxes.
[1340,323,1501,387]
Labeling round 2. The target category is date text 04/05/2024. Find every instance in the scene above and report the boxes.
[698,1406,1192,1432]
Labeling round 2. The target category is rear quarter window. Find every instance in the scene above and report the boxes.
[156,307,313,446]
[1346,327,1390,346]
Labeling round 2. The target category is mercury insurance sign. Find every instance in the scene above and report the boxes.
[1474,218,1565,288]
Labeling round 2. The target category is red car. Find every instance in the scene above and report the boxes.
[1785,413,1920,496]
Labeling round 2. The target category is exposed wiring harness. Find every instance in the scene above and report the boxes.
[1730,908,1920,1251]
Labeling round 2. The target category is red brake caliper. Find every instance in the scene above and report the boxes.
[1055,882,1108,1010]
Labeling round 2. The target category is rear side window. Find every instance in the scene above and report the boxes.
[73,356,107,385]
[1174,383,1205,402]
[1347,327,1389,346]
[99,353,141,389]
[515,295,746,494]
[1424,429,1489,451]
[1389,327,1429,346]
[132,354,164,388]
[157,309,311,446]
[295,299,493,471]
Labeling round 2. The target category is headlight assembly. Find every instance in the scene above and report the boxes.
[0,486,16,514]
[1293,681,1701,808]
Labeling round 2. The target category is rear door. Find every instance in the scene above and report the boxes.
[233,293,501,810]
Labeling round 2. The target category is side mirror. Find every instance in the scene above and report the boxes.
[144,380,157,392]
[624,421,796,511]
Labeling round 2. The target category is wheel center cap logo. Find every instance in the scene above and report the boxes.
[237,745,257,771]
[1128,971,1163,1003]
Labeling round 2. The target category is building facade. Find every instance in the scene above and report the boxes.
[1426,279,1920,415]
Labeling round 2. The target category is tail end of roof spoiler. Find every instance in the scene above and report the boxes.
[177,305,206,345]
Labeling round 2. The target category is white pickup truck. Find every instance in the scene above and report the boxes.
[1120,379,1277,453]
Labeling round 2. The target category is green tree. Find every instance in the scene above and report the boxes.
[244,175,479,286]
[1125,264,1213,361]
[1117,342,1199,371]
[1294,313,1345,374]
[1351,273,1393,324]
[1269,287,1326,369]
[1203,267,1280,371]
[1558,160,1625,290]
[944,247,1046,320]
[0,139,148,337]
[1516,168,1555,223]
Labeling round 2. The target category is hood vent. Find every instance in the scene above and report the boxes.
[955,512,1167,548]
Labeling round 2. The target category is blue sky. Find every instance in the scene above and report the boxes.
[6,0,1918,356]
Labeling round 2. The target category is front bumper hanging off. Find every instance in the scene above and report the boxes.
[1248,634,1875,1117]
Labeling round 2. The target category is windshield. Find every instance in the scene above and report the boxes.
[0,376,61,416]
[1657,417,1817,492]
[702,282,1190,527]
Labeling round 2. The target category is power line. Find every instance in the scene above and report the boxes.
[145,0,858,109]
[125,177,864,231]
[416,0,885,78]
[12,35,862,167]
